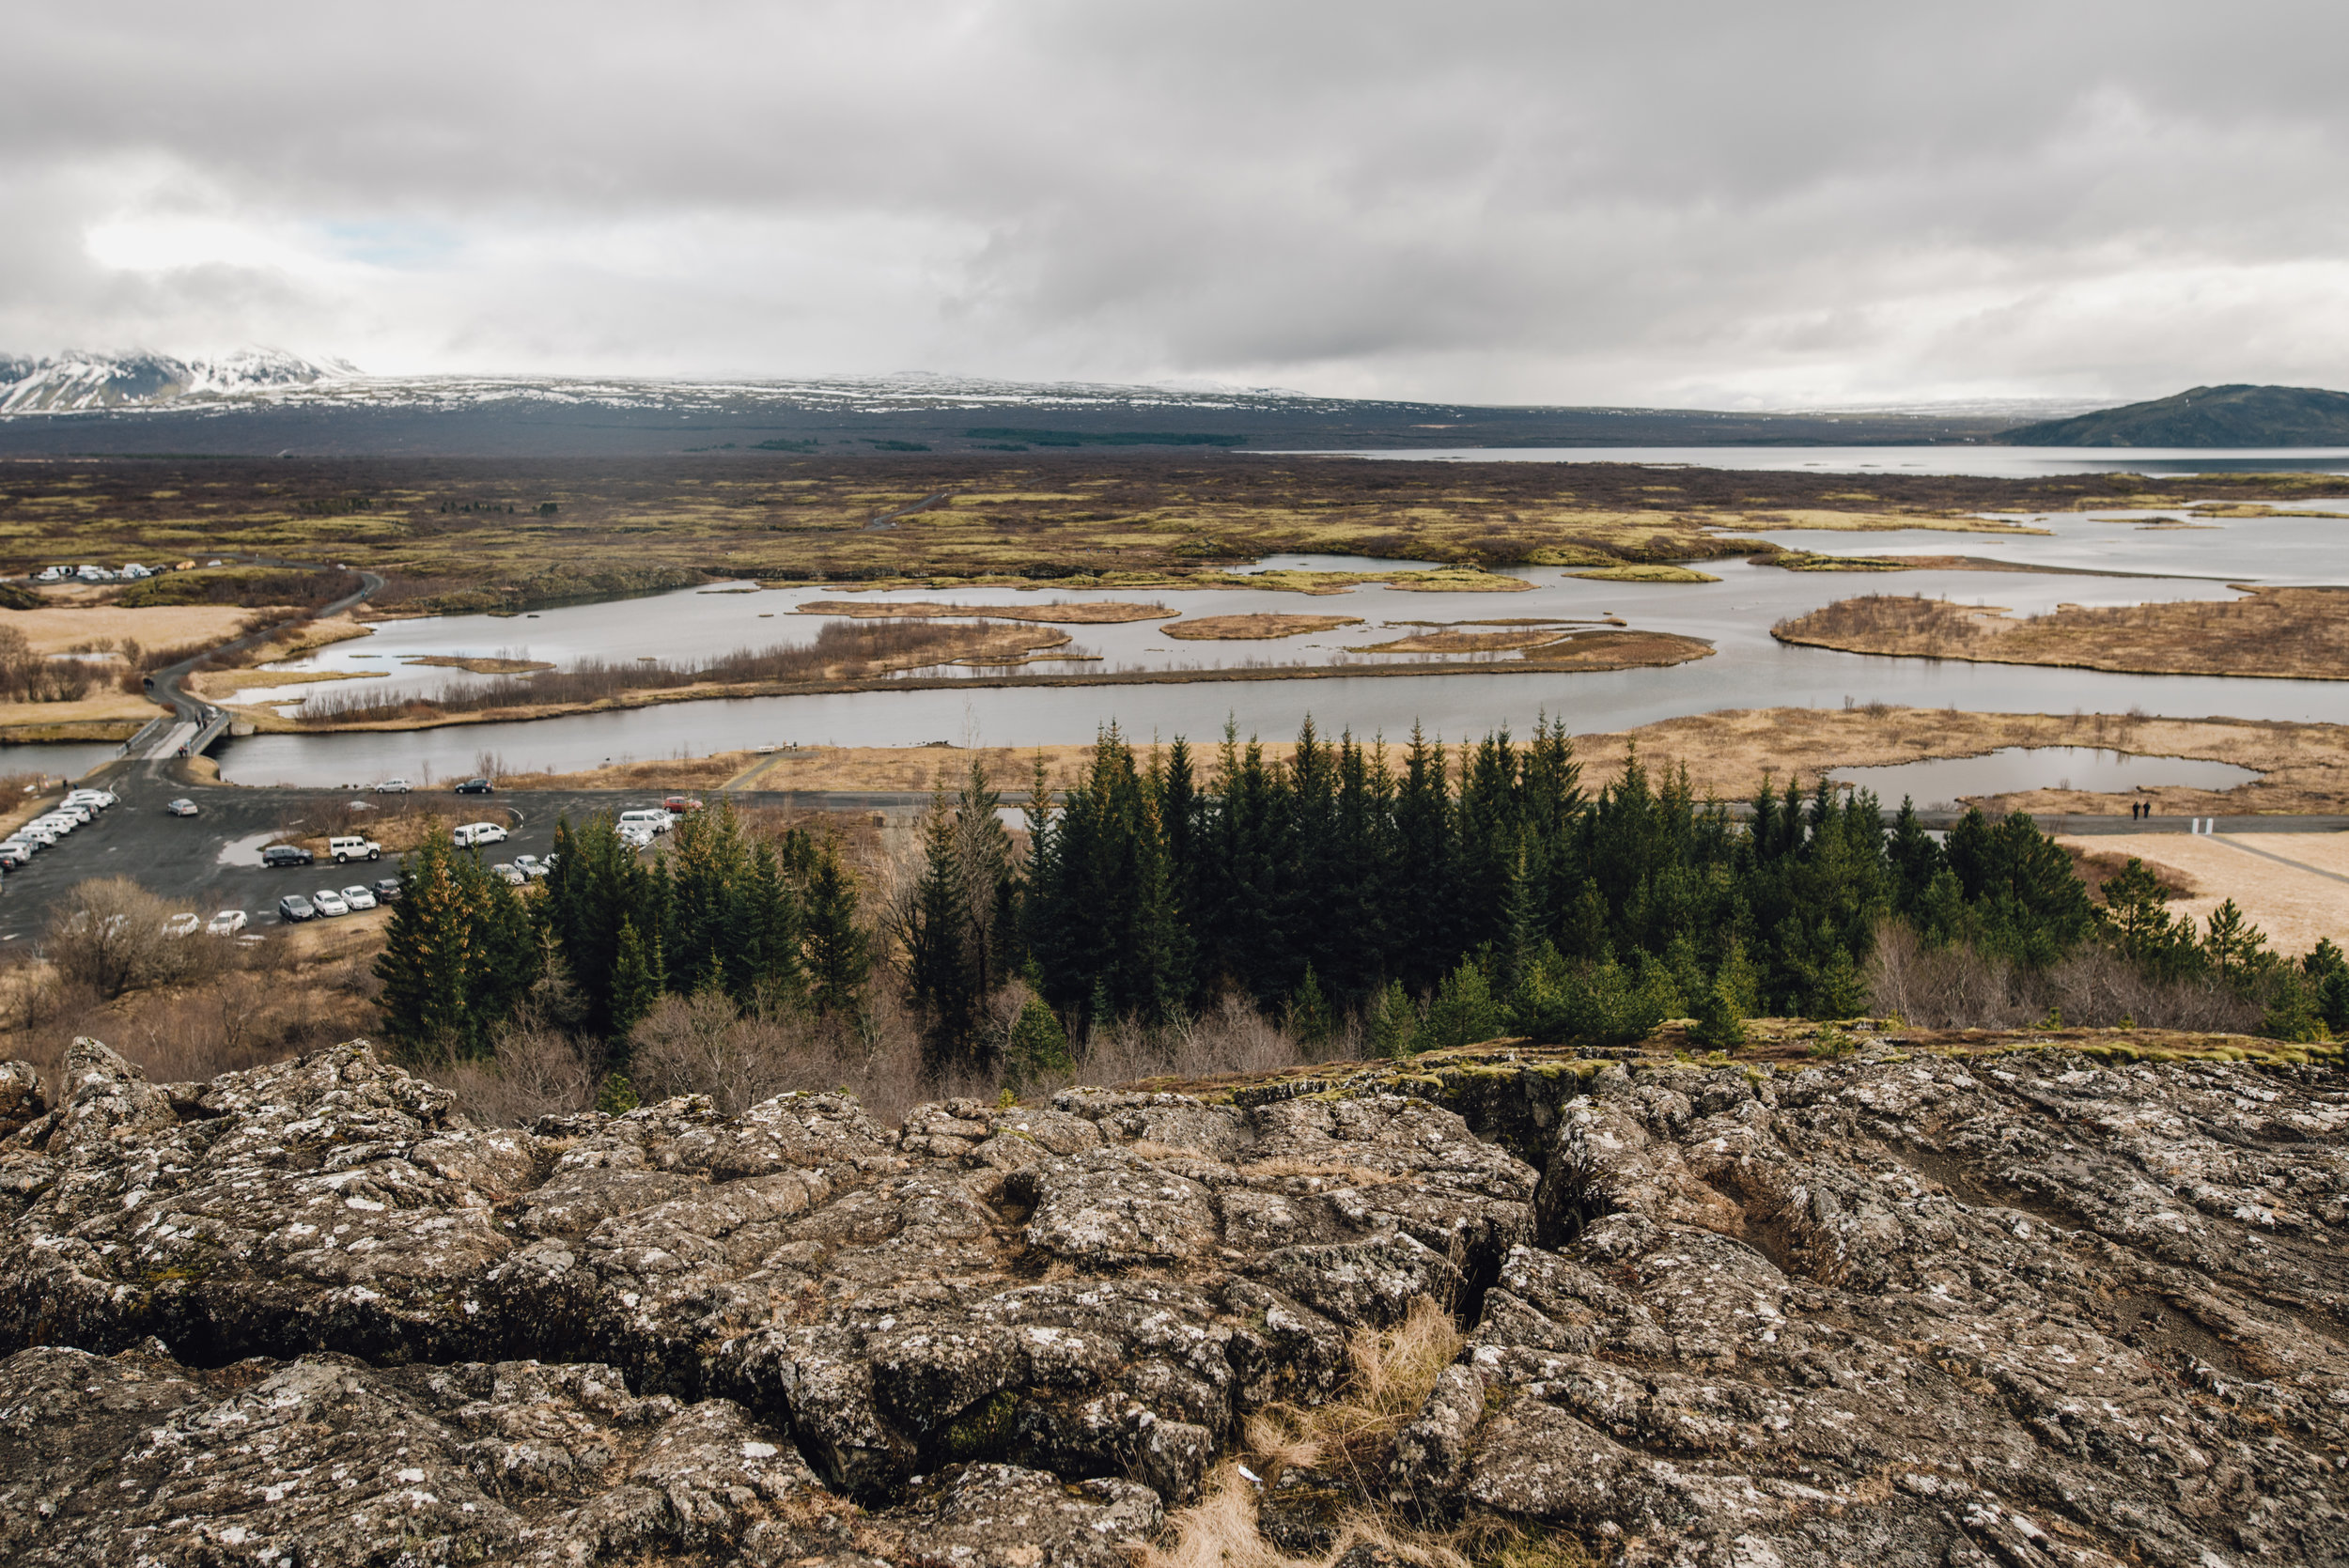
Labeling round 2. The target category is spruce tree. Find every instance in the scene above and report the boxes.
[801,835,870,1017]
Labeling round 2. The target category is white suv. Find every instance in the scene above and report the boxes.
[329,834,382,863]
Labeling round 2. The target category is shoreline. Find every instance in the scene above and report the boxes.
[210,630,1716,736]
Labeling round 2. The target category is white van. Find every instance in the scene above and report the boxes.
[615,809,673,836]
[454,821,508,848]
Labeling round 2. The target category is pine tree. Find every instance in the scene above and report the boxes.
[1004,996,1073,1087]
[609,918,662,1045]
[1284,963,1334,1047]
[1367,979,1417,1058]
[801,835,870,1017]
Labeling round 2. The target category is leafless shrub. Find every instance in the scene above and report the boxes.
[629,990,926,1119]
[1868,921,2262,1032]
[45,877,223,1000]
[433,1026,598,1126]
[1076,993,1328,1086]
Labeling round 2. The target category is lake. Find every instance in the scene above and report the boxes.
[8,457,2347,790]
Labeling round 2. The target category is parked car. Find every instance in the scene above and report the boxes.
[262,845,315,867]
[311,889,350,917]
[329,834,382,863]
[489,862,526,886]
[453,821,508,847]
[375,778,412,794]
[206,909,249,936]
[161,912,201,939]
[662,796,705,814]
[14,826,59,848]
[338,884,378,910]
[455,777,495,795]
[372,877,403,902]
[165,798,200,816]
[616,808,673,836]
[277,894,316,923]
[0,844,31,871]
[512,855,551,880]
[64,789,115,810]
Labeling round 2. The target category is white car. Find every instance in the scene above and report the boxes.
[489,862,526,886]
[161,912,200,939]
[512,855,551,880]
[375,778,412,794]
[310,889,351,917]
[615,808,674,836]
[205,909,249,936]
[338,884,378,910]
[14,826,58,848]
[63,790,114,811]
[453,821,508,847]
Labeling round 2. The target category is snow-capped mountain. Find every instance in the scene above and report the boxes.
[0,349,357,413]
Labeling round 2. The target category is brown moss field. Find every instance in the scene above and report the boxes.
[8,453,2340,616]
[1159,613,1362,640]
[1774,585,2349,679]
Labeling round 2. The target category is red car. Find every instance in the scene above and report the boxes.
[663,796,705,814]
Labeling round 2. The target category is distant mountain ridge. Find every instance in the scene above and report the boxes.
[0,354,2034,457]
[0,349,355,413]
[1999,383,2349,447]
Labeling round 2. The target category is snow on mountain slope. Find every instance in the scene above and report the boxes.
[0,349,357,413]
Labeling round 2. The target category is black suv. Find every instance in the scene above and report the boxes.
[455,778,495,794]
[262,845,315,867]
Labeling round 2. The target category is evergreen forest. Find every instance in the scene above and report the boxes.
[372,720,2349,1091]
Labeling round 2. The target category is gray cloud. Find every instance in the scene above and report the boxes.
[6,0,2348,403]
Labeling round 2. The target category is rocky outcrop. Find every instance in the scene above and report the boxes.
[0,1033,2344,1565]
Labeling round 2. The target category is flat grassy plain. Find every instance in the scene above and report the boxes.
[6,453,2341,613]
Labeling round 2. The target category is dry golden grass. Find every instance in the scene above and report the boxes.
[794,598,1176,623]
[0,601,270,655]
[1774,585,2349,680]
[0,687,165,737]
[1247,1297,1464,1478]
[1579,706,2349,817]
[2054,832,2349,957]
[399,654,555,675]
[1161,614,1363,641]
[189,666,384,698]
[241,614,374,661]
[1137,1467,1470,1568]
[1361,628,1569,654]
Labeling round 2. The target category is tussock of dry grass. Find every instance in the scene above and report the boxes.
[1137,1466,1468,1568]
[1247,1297,1464,1478]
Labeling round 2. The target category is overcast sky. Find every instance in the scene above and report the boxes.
[7,1,2347,407]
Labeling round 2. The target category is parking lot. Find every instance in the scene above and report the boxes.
[0,776,649,943]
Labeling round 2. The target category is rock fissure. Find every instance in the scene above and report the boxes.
[1,1036,2345,1565]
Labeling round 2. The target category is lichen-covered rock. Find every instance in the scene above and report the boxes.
[0,1038,2342,1566]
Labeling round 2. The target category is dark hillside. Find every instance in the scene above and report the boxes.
[2001,382,2349,446]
